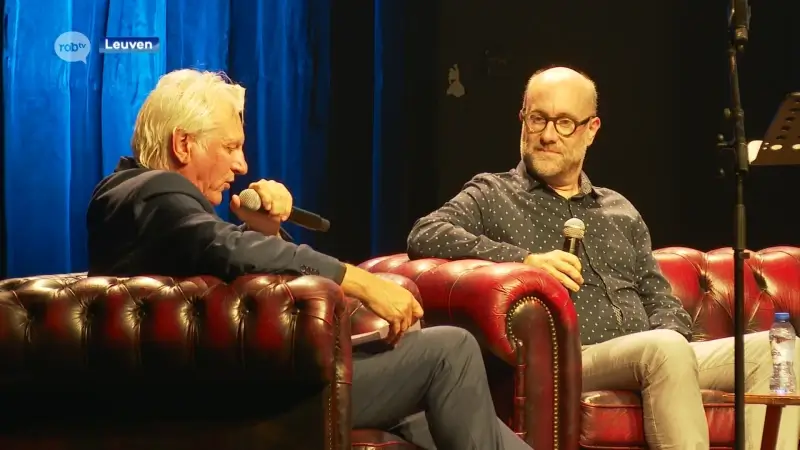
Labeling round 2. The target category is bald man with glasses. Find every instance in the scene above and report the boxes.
[406,66,800,450]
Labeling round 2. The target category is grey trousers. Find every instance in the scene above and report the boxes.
[351,325,531,450]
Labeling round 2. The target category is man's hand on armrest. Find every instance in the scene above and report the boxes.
[523,250,583,293]
[341,264,424,345]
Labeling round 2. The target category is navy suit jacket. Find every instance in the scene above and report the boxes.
[86,157,346,283]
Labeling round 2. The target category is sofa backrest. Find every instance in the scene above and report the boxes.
[10,245,799,344]
[654,246,800,341]
[360,247,800,342]
[0,272,89,291]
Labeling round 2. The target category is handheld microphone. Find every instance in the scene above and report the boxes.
[238,188,331,232]
[562,218,586,255]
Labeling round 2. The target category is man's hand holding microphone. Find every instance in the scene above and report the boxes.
[523,218,586,293]
[230,179,292,237]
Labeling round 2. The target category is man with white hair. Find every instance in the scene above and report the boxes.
[407,65,800,449]
[86,68,531,450]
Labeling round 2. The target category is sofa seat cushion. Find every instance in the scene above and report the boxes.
[580,390,734,449]
[351,429,419,450]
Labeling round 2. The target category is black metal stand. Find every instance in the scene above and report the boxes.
[719,1,799,445]
[729,46,748,450]
[723,2,751,450]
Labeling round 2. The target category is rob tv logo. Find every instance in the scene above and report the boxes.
[54,31,160,63]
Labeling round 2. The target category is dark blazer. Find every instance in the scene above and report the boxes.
[86,157,346,283]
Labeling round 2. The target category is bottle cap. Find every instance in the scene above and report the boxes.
[775,312,790,321]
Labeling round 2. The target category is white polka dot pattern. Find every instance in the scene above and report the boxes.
[407,161,694,345]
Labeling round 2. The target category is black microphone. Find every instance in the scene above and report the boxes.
[238,188,331,232]
[562,218,586,255]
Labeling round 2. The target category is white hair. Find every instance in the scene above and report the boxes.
[131,69,246,170]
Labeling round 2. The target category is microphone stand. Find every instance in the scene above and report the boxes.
[718,2,750,450]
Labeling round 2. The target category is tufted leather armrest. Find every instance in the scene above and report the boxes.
[0,272,352,449]
[359,255,581,450]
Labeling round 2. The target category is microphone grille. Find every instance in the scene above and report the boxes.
[239,189,262,211]
[563,217,586,239]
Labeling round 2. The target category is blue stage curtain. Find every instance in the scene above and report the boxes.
[2,0,329,277]
[307,0,427,264]
[3,0,92,276]
[69,0,110,274]
[366,0,435,259]
[371,0,406,256]
[229,0,330,246]
[101,0,167,178]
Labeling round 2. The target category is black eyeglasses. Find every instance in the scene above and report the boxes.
[519,111,594,137]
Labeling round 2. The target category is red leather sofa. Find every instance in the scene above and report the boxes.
[4,246,793,450]
[359,246,800,450]
[0,271,423,450]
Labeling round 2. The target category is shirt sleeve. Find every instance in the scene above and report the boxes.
[631,215,694,340]
[406,174,531,263]
[138,192,346,284]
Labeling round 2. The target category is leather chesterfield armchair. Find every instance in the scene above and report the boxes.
[360,246,800,450]
[0,270,424,450]
[359,254,579,450]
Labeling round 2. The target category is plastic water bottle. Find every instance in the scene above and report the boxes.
[769,312,797,394]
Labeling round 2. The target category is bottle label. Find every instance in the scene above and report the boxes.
[771,337,794,363]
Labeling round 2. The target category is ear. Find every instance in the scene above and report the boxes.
[171,128,192,165]
[585,116,601,146]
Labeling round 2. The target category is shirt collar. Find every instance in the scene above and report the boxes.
[513,160,602,198]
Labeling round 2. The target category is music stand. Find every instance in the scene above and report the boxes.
[750,92,800,166]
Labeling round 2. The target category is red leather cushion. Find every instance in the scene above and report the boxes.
[580,390,734,449]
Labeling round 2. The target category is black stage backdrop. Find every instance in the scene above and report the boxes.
[321,0,800,265]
